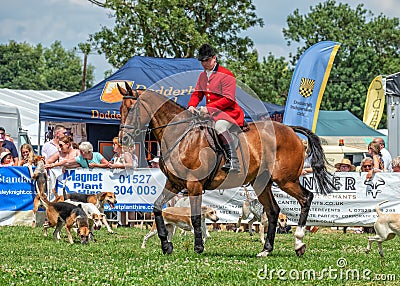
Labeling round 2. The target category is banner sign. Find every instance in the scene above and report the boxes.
[55,168,167,212]
[363,75,385,129]
[273,172,400,226]
[0,167,35,211]
[1,167,400,226]
[283,41,340,132]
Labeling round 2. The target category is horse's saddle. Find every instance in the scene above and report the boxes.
[204,121,247,153]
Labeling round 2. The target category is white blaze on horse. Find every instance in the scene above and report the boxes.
[118,82,335,257]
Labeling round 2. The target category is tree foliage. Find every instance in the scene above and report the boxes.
[226,52,292,105]
[89,0,263,68]
[283,0,400,124]
[0,41,94,91]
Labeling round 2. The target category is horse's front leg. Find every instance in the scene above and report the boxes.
[189,194,204,253]
[153,181,180,254]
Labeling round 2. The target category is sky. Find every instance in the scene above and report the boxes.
[0,0,398,84]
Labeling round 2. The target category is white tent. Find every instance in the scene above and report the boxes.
[0,89,76,145]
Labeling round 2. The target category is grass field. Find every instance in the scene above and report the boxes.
[0,225,398,285]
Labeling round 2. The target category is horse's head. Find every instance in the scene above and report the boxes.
[118,81,193,149]
[118,82,138,125]
[117,82,149,146]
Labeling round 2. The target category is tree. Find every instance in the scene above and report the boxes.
[0,41,95,91]
[283,0,400,125]
[89,0,263,68]
[0,41,45,89]
[42,41,95,91]
[226,51,292,104]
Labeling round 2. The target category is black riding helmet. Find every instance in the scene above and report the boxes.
[197,44,216,61]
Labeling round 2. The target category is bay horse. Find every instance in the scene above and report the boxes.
[118,82,335,257]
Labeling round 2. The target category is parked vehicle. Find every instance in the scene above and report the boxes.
[0,104,31,153]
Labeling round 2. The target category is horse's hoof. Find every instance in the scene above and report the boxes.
[162,241,174,254]
[256,250,271,258]
[194,244,204,254]
[295,244,306,256]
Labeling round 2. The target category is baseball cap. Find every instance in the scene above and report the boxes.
[150,157,160,163]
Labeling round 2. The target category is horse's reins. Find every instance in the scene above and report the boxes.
[161,117,211,160]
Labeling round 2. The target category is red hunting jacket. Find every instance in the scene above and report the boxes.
[187,63,245,126]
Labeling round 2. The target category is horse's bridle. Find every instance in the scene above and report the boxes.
[120,95,152,140]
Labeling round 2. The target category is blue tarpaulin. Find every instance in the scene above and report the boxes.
[39,56,283,124]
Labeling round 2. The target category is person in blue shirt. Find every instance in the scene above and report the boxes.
[57,141,109,169]
[0,127,18,165]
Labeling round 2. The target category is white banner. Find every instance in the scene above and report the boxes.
[1,167,398,226]
[275,172,400,226]
[49,168,400,226]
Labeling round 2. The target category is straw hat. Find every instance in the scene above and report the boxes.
[334,158,356,171]
[0,151,11,162]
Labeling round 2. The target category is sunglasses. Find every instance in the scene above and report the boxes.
[362,165,372,168]
[59,143,66,147]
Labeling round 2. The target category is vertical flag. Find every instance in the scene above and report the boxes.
[363,75,385,129]
[283,41,340,132]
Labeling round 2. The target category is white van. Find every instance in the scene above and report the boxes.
[0,104,31,153]
[322,145,367,172]
[319,135,374,171]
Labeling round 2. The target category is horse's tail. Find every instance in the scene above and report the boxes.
[291,126,337,195]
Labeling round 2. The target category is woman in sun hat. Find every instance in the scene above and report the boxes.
[334,158,356,172]
[0,151,14,166]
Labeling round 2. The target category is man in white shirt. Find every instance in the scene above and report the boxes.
[41,125,67,160]
[373,137,392,172]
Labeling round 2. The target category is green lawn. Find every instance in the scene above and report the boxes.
[0,226,398,285]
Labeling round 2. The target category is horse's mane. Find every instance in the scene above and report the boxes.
[141,91,195,132]
[144,90,188,113]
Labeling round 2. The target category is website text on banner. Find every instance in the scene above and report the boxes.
[283,41,340,132]
[56,168,167,212]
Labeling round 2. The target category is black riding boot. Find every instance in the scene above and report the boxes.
[218,130,240,173]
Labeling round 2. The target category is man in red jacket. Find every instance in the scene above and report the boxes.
[188,44,245,173]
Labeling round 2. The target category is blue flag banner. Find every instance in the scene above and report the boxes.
[283,41,340,131]
[0,167,35,211]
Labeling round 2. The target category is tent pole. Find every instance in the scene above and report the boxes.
[37,121,41,155]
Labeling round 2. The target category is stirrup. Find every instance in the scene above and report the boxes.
[222,161,240,173]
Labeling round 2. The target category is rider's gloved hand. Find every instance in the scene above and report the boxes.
[188,106,196,114]
[199,106,208,115]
